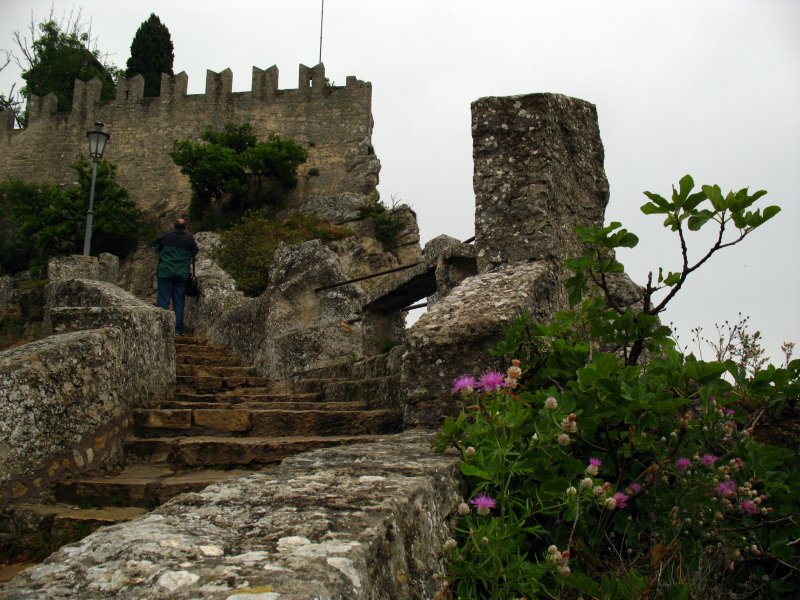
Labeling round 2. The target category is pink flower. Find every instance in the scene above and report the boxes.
[675,457,692,470]
[469,493,497,516]
[451,375,477,395]
[589,457,602,467]
[716,480,737,497]
[612,492,629,509]
[626,483,642,495]
[740,500,758,515]
[700,454,719,467]
[586,457,602,476]
[478,371,507,392]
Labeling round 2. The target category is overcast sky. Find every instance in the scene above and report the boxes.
[1,0,798,363]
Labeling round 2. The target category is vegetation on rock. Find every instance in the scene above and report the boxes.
[125,13,174,98]
[360,195,407,246]
[215,212,350,297]
[171,123,308,227]
[435,176,798,599]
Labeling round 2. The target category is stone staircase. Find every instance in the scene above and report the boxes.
[1,336,403,575]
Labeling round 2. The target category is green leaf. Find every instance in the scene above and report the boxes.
[459,462,492,481]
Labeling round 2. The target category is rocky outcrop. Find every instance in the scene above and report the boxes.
[399,93,614,428]
[257,240,364,378]
[402,262,561,427]
[0,430,462,600]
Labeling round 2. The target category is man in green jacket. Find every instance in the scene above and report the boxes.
[154,218,199,335]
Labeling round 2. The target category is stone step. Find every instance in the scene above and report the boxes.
[176,365,258,378]
[124,434,382,467]
[176,354,241,367]
[7,503,148,560]
[175,374,273,393]
[54,465,257,508]
[323,374,402,409]
[133,408,402,438]
[161,400,368,412]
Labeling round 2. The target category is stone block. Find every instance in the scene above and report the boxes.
[192,409,251,432]
[133,409,192,430]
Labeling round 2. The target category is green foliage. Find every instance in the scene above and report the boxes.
[21,20,118,113]
[125,13,174,97]
[0,159,145,274]
[436,176,798,599]
[360,197,407,246]
[170,124,308,226]
[214,212,350,296]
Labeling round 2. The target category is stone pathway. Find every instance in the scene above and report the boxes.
[1,335,403,579]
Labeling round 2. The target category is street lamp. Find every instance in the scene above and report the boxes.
[82,121,111,256]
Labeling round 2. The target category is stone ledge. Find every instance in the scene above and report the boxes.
[1,430,462,600]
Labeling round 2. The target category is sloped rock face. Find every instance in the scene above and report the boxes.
[402,263,560,427]
[0,430,462,600]
[258,240,364,378]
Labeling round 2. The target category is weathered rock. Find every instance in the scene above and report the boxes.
[47,254,118,285]
[0,431,462,600]
[0,329,128,508]
[402,262,561,428]
[118,243,158,298]
[257,240,364,378]
[0,277,13,308]
[472,93,608,277]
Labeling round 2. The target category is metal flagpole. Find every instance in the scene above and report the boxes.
[319,0,324,64]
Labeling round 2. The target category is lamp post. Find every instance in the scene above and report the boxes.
[82,121,110,256]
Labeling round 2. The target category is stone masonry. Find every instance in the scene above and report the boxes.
[0,64,378,220]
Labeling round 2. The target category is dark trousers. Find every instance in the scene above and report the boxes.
[156,277,187,334]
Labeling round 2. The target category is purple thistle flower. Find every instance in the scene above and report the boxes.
[740,500,758,515]
[675,457,692,470]
[469,493,497,511]
[716,480,737,497]
[451,375,478,395]
[612,492,629,509]
[700,454,720,467]
[589,457,602,467]
[725,408,735,416]
[478,371,507,392]
[626,482,642,495]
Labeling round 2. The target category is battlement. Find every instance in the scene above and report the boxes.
[0,63,378,219]
[11,63,368,129]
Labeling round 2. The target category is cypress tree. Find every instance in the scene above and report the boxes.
[125,14,174,97]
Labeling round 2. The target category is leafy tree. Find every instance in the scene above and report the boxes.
[125,13,174,98]
[0,50,24,127]
[170,123,308,225]
[12,11,120,114]
[0,159,145,274]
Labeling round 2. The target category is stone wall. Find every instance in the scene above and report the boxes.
[0,430,462,599]
[0,64,378,221]
[0,276,174,508]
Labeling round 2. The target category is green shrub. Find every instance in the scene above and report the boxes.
[0,159,145,275]
[215,212,350,297]
[435,176,798,599]
[360,197,406,246]
[171,124,308,225]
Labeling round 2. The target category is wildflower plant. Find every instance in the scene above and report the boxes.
[435,176,799,599]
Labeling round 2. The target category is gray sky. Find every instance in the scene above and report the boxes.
[2,0,798,362]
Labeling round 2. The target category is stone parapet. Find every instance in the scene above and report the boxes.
[0,329,129,508]
[0,279,174,508]
[0,430,462,599]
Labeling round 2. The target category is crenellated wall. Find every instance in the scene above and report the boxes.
[0,64,379,220]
